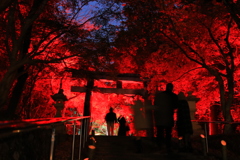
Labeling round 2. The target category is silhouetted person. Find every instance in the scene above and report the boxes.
[117,115,127,136]
[154,83,178,153]
[176,92,193,152]
[105,107,117,136]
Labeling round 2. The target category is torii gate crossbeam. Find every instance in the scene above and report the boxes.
[70,69,148,116]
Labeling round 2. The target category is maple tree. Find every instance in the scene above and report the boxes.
[159,1,240,133]
[0,0,121,120]
[111,0,240,134]
[0,0,239,136]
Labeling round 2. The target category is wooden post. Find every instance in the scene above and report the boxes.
[83,79,94,117]
[116,81,122,88]
[221,140,227,160]
[210,105,219,135]
[200,134,207,156]
[82,79,94,153]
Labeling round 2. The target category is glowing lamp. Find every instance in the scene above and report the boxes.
[88,145,96,149]
[200,134,205,138]
[221,140,226,146]
[13,130,20,133]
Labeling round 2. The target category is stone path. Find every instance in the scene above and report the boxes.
[92,136,218,160]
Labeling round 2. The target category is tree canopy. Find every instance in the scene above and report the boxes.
[0,0,240,134]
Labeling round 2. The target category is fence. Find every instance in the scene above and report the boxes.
[0,116,90,160]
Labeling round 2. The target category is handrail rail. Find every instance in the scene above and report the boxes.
[0,116,90,129]
[191,120,240,124]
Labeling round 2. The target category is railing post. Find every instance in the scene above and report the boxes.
[49,128,55,160]
[85,119,89,143]
[204,122,209,153]
[71,121,76,160]
[78,119,83,160]
[83,119,87,148]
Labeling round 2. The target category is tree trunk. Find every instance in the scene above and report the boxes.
[223,75,235,133]
[215,72,235,133]
[6,69,28,120]
[0,70,18,110]
[5,20,33,120]
[223,101,234,133]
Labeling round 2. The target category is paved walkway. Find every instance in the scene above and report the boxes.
[92,136,218,160]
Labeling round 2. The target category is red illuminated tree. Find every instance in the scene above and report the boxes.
[113,0,240,133]
[224,0,240,29]
[0,0,120,119]
[155,1,240,133]
[188,0,240,29]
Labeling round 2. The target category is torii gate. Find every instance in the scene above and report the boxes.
[70,69,154,136]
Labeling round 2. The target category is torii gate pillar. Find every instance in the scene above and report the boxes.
[83,79,94,116]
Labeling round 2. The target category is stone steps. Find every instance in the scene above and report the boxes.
[92,136,213,160]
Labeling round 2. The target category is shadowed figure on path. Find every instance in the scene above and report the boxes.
[117,115,128,136]
[105,107,117,136]
[154,83,178,153]
[176,92,193,152]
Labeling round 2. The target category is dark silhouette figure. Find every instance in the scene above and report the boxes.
[105,107,117,136]
[176,92,193,152]
[117,115,127,136]
[154,83,178,153]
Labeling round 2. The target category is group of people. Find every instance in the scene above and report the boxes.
[104,108,129,136]
[154,83,193,153]
[104,82,193,154]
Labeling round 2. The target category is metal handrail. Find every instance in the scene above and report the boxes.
[191,120,240,124]
[0,116,91,160]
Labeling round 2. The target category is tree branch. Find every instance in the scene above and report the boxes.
[172,67,204,82]
[161,30,204,66]
[225,18,235,73]
[28,54,79,64]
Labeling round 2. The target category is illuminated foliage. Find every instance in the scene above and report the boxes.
[0,0,119,120]
[112,0,240,133]
[0,0,240,136]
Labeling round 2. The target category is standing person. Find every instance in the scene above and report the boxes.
[117,115,127,136]
[154,83,178,153]
[105,107,117,136]
[176,92,193,152]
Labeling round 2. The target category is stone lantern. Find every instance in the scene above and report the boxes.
[51,89,68,117]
